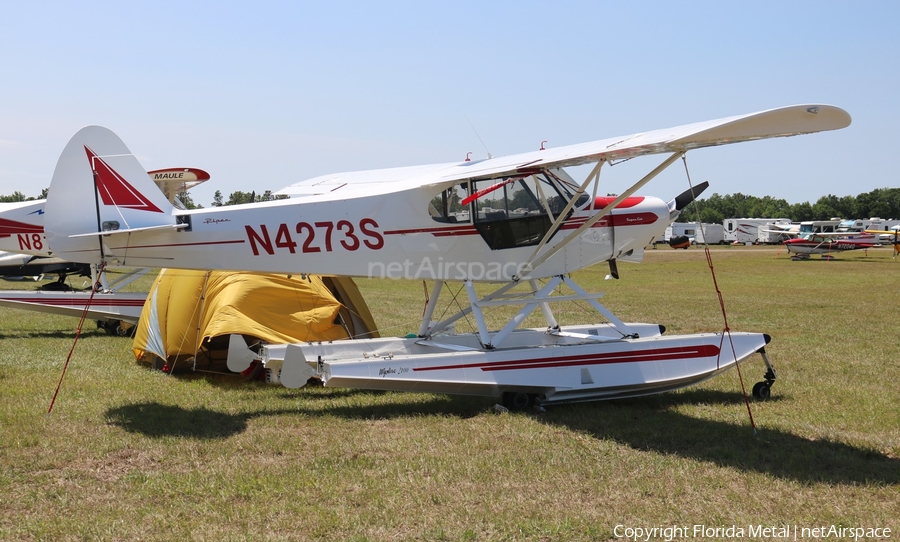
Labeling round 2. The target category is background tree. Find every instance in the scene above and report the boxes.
[679,187,899,222]
[0,191,27,203]
[225,191,255,206]
[176,190,202,209]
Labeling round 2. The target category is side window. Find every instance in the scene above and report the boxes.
[429,183,471,223]
[471,176,550,222]
[468,172,571,250]
[474,179,525,221]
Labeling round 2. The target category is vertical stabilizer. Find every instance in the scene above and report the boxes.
[45,126,175,264]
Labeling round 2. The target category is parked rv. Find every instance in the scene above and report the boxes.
[723,218,793,244]
[664,223,725,246]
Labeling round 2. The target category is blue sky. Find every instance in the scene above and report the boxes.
[0,1,896,207]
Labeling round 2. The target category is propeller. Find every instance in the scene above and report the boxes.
[670,181,710,212]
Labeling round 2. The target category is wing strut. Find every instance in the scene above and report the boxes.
[523,160,605,270]
[519,151,685,278]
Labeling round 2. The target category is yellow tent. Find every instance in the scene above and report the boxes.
[133,269,377,371]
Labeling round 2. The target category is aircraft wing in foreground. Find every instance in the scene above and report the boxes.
[41,104,850,408]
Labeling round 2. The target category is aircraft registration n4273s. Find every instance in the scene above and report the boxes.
[40,105,850,408]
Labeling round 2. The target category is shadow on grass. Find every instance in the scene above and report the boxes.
[545,390,900,486]
[105,390,897,486]
[104,394,484,439]
[301,393,487,419]
[106,402,260,439]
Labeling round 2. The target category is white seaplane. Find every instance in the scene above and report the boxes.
[41,105,850,408]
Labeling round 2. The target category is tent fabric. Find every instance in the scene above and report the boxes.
[321,276,380,340]
[133,270,376,363]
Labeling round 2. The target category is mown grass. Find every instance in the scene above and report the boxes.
[0,247,897,541]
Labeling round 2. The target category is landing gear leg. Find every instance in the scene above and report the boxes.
[752,349,777,400]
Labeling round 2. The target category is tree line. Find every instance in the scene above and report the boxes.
[680,187,900,224]
[2,186,897,224]
[179,189,289,209]
[0,188,48,202]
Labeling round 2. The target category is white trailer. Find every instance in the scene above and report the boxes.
[723,218,793,244]
[696,223,725,244]
[664,223,725,245]
[757,218,796,244]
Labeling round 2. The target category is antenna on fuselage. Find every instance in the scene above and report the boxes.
[464,115,493,159]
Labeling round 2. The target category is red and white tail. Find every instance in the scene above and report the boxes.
[44,126,176,264]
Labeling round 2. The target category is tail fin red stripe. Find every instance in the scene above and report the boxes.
[84,146,163,213]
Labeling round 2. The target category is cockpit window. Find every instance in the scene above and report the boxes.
[430,183,471,223]
[470,170,582,222]
[469,170,580,249]
[428,170,587,249]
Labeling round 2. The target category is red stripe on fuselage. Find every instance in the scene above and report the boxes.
[413,344,720,372]
[60,239,246,255]
[560,212,659,229]
[384,225,477,236]
[106,239,246,250]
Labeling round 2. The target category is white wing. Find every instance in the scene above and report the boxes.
[276,104,850,197]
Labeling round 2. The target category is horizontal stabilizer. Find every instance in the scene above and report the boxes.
[69,223,188,238]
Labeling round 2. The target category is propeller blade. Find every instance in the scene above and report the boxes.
[672,181,710,211]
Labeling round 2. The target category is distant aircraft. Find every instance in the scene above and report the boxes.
[0,251,90,285]
[783,233,878,260]
[41,105,850,407]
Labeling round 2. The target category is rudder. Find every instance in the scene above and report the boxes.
[44,126,175,264]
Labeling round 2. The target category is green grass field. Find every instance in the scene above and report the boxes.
[0,247,897,541]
